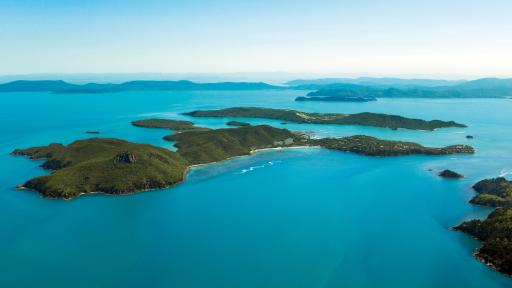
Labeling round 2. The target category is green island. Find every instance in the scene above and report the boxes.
[132,118,209,133]
[184,107,466,131]
[438,169,464,179]
[164,125,306,165]
[12,138,188,199]
[13,120,474,199]
[455,177,512,275]
[296,88,378,102]
[312,136,474,156]
[227,121,251,127]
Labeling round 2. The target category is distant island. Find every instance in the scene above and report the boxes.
[287,77,512,99]
[184,107,466,130]
[0,80,280,94]
[296,88,378,102]
[285,77,465,88]
[438,169,464,179]
[1,78,512,98]
[13,121,474,199]
[227,121,251,127]
[454,177,512,275]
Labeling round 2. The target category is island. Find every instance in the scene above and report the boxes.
[0,80,280,94]
[13,122,475,199]
[132,118,209,133]
[295,96,376,102]
[454,177,512,275]
[227,121,251,127]
[164,125,306,165]
[438,169,464,179]
[183,107,466,131]
[295,89,377,102]
[288,78,512,99]
[2,78,512,99]
[12,138,189,199]
[85,131,100,134]
[312,136,474,156]
[466,135,474,139]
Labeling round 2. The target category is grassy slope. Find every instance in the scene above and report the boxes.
[166,125,305,165]
[13,138,188,199]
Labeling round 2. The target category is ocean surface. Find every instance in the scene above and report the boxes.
[1,90,511,287]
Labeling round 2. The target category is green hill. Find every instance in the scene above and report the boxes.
[165,125,305,165]
[12,138,188,199]
[455,177,512,275]
[184,107,466,130]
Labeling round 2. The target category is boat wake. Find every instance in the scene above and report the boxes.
[499,169,512,177]
[238,161,282,174]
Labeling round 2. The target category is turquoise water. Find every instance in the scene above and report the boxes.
[1,90,511,287]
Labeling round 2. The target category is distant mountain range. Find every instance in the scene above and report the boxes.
[0,80,279,93]
[1,78,512,98]
[285,77,465,88]
[288,78,512,99]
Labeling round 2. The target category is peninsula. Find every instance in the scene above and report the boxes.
[184,107,466,130]
[455,177,512,275]
[13,122,474,199]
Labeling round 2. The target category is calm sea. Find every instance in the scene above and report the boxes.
[0,90,511,287]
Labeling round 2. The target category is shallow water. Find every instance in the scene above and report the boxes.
[0,90,511,287]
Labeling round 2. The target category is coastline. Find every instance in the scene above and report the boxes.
[13,145,318,200]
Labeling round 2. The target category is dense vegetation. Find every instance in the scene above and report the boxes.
[184,107,466,130]
[438,169,464,179]
[455,177,512,275]
[13,120,474,199]
[12,138,188,199]
[165,125,305,165]
[470,177,512,207]
[132,118,208,133]
[12,126,304,198]
[227,121,251,127]
[312,136,474,156]
[455,207,512,275]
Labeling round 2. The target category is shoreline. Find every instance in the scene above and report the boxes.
[13,145,319,201]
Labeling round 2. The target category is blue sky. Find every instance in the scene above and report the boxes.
[1,0,511,77]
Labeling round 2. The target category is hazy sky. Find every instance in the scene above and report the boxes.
[1,0,511,77]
